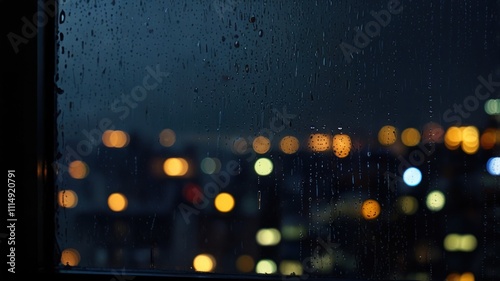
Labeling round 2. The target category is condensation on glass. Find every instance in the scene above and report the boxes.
[54,0,500,280]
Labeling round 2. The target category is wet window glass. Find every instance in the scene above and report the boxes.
[53,0,500,280]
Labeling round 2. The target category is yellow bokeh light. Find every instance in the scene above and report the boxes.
[461,126,479,154]
[307,133,331,152]
[255,259,277,274]
[426,190,445,212]
[378,125,397,146]
[279,136,300,154]
[159,128,176,147]
[102,130,114,147]
[68,160,89,179]
[401,128,421,147]
[110,130,129,148]
[444,233,461,251]
[447,273,461,281]
[108,193,128,212]
[279,260,303,276]
[397,196,418,215]
[445,126,462,150]
[193,253,216,272]
[332,134,352,158]
[60,248,81,266]
[236,255,255,273]
[460,234,477,252]
[163,157,189,176]
[253,136,271,154]
[58,190,78,208]
[361,199,381,220]
[214,192,235,213]
[256,228,281,246]
[460,272,475,281]
[254,158,273,176]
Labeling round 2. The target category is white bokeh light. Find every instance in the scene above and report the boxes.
[403,167,422,187]
[486,157,500,176]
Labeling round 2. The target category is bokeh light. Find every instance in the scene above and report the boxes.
[201,157,221,174]
[445,126,462,150]
[308,133,331,152]
[236,255,255,273]
[332,134,352,158]
[401,128,421,147]
[256,228,281,246]
[159,128,176,147]
[214,192,235,213]
[232,137,249,155]
[426,190,445,211]
[378,125,397,146]
[254,158,273,176]
[484,98,500,115]
[486,157,500,176]
[397,196,418,215]
[193,253,216,272]
[279,260,303,276]
[163,157,189,176]
[253,136,271,154]
[58,190,78,208]
[461,126,479,154]
[444,234,477,252]
[422,122,444,143]
[255,259,277,274]
[460,272,475,281]
[103,130,129,148]
[279,136,300,154]
[108,193,128,212]
[68,160,89,179]
[361,199,381,220]
[403,167,422,187]
[480,129,497,150]
[60,248,81,266]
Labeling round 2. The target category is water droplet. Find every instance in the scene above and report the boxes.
[59,10,66,24]
[249,16,256,23]
[234,41,240,48]
[258,29,263,37]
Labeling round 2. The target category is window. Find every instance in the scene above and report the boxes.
[5,0,500,280]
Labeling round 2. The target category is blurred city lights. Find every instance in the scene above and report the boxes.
[403,167,422,187]
[107,193,128,212]
[460,272,475,281]
[58,190,78,208]
[461,126,479,154]
[201,157,221,174]
[60,248,81,266]
[279,135,300,154]
[255,259,277,274]
[397,196,418,215]
[254,158,273,176]
[279,260,303,276]
[232,137,249,155]
[256,228,281,246]
[444,234,477,252]
[378,125,397,146]
[445,126,462,150]
[159,128,176,147]
[480,129,497,150]
[484,98,500,115]
[68,160,89,179]
[193,253,216,272]
[332,133,352,158]
[253,136,271,154]
[308,133,331,152]
[281,224,305,241]
[426,190,445,211]
[214,192,235,213]
[361,199,381,220]
[422,122,444,143]
[163,157,189,176]
[236,255,255,273]
[401,128,421,147]
[486,157,500,176]
[102,130,129,148]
